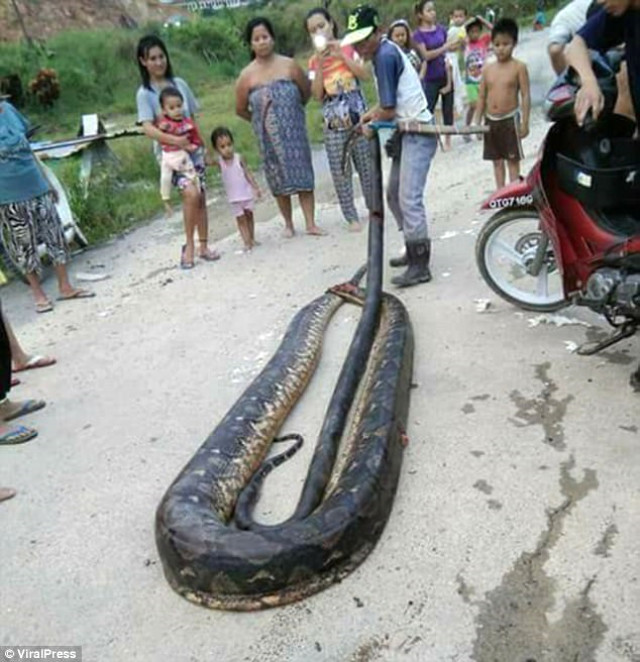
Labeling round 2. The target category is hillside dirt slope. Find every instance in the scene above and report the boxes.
[0,0,163,42]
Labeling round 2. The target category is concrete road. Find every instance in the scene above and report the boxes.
[1,30,638,662]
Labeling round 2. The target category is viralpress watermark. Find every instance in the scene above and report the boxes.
[1,648,81,661]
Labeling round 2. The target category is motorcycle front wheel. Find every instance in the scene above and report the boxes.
[476,209,567,312]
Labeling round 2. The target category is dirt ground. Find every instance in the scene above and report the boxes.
[1,30,639,662]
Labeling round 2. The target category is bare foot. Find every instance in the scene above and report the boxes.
[35,300,54,314]
[283,227,295,239]
[181,244,195,267]
[0,397,46,422]
[348,221,362,232]
[57,288,95,301]
[306,225,327,236]
[12,354,56,373]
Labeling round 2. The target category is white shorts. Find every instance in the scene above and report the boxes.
[230,199,254,218]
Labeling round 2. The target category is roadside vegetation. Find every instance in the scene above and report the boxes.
[0,0,559,243]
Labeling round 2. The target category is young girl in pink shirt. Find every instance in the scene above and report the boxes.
[211,127,262,253]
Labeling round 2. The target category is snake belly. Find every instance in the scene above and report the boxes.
[155,287,413,611]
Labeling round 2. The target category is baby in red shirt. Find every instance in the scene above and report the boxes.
[156,87,204,216]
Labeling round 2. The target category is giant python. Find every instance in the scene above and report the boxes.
[156,128,414,611]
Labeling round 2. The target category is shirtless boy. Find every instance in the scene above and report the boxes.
[474,18,531,189]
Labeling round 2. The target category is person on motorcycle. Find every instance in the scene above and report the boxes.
[566,1,640,391]
[547,0,598,74]
[565,1,639,127]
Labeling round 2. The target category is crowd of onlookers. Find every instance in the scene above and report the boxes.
[134,1,533,269]
[1,0,637,499]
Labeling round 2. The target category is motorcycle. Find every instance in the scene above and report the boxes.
[475,56,640,389]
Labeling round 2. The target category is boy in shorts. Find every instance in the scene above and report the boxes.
[474,18,530,190]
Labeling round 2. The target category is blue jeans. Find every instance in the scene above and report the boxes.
[386,132,437,243]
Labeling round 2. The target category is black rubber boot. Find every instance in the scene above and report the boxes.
[391,240,432,288]
[389,248,408,268]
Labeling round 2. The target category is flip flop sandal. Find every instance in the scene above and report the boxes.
[13,355,57,373]
[57,289,95,301]
[36,301,54,314]
[0,424,38,445]
[0,487,17,502]
[199,249,221,262]
[2,399,46,422]
[180,244,195,270]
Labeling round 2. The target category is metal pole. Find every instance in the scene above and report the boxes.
[30,129,143,155]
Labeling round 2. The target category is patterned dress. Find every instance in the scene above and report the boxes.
[249,79,314,196]
[0,193,68,276]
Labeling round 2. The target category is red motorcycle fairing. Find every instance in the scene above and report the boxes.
[480,177,535,212]
[539,168,640,296]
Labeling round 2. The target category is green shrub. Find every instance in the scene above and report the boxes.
[164,16,245,66]
[54,138,163,243]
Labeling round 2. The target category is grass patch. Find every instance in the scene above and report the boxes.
[52,138,161,244]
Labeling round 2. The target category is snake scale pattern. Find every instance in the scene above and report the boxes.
[156,135,414,611]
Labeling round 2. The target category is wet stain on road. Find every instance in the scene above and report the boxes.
[509,362,573,451]
[463,394,493,415]
[583,329,635,365]
[474,480,501,509]
[469,457,606,661]
[348,636,389,662]
[473,480,493,495]
[599,349,635,365]
[585,327,611,344]
[457,573,476,604]
[594,523,619,558]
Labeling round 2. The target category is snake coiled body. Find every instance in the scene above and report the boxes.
[156,135,414,610]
